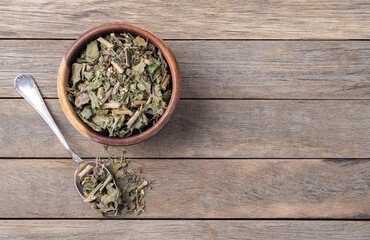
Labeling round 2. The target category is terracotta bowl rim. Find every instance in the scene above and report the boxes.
[57,22,180,146]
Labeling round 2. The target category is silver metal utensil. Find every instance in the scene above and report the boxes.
[14,74,117,208]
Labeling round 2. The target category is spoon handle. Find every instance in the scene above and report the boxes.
[14,74,82,164]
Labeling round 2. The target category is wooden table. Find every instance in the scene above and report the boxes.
[0,1,369,239]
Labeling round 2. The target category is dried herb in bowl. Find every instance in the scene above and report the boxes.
[67,33,172,138]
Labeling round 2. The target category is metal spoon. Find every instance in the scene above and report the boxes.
[14,74,117,208]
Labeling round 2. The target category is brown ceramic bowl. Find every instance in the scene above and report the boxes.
[58,23,180,146]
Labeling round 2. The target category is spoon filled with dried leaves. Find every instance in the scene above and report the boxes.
[81,155,152,216]
[14,74,118,212]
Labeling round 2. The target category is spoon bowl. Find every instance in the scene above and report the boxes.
[14,74,117,211]
[74,161,116,199]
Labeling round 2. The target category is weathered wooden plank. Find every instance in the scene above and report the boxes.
[0,159,368,218]
[1,220,369,239]
[1,40,370,99]
[0,1,369,39]
[0,99,369,158]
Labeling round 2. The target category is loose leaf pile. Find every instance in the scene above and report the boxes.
[68,33,172,137]
[79,157,151,216]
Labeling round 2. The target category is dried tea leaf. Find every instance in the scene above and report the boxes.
[80,117,102,131]
[75,93,90,108]
[132,61,146,75]
[132,113,149,130]
[92,115,109,128]
[80,107,92,119]
[115,169,126,178]
[85,78,103,91]
[143,104,158,115]
[86,40,99,63]
[83,71,95,81]
[97,87,104,99]
[146,63,158,74]
[162,90,172,102]
[103,81,111,92]
[88,91,100,109]
[121,208,129,216]
[111,162,127,173]
[100,184,120,206]
[133,36,147,47]
[71,63,83,86]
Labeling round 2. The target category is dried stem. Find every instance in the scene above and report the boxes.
[111,60,124,74]
[112,109,132,115]
[84,182,103,203]
[99,174,113,193]
[131,100,148,107]
[99,88,112,105]
[126,110,141,129]
[102,101,121,109]
[161,74,171,90]
[77,164,94,179]
[97,37,114,49]
[126,97,152,128]
[124,47,130,66]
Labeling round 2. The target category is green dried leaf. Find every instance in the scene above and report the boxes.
[146,64,158,74]
[92,114,109,128]
[126,182,140,193]
[111,162,128,173]
[80,107,92,119]
[85,78,103,91]
[121,208,129,216]
[86,40,99,63]
[162,90,172,102]
[88,91,100,109]
[132,114,148,130]
[71,63,83,86]
[133,36,147,47]
[75,93,90,108]
[132,61,146,75]
[103,81,111,92]
[84,71,95,81]
[115,169,126,178]
[80,117,102,131]
[68,93,75,103]
[100,184,120,206]
[143,104,158,115]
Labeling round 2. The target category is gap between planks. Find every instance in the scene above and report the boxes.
[0,218,368,221]
[2,98,370,100]
[1,157,370,160]
[1,38,370,41]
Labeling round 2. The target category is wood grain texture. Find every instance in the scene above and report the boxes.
[0,159,368,218]
[1,40,370,99]
[0,99,369,158]
[0,0,369,39]
[1,220,369,240]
